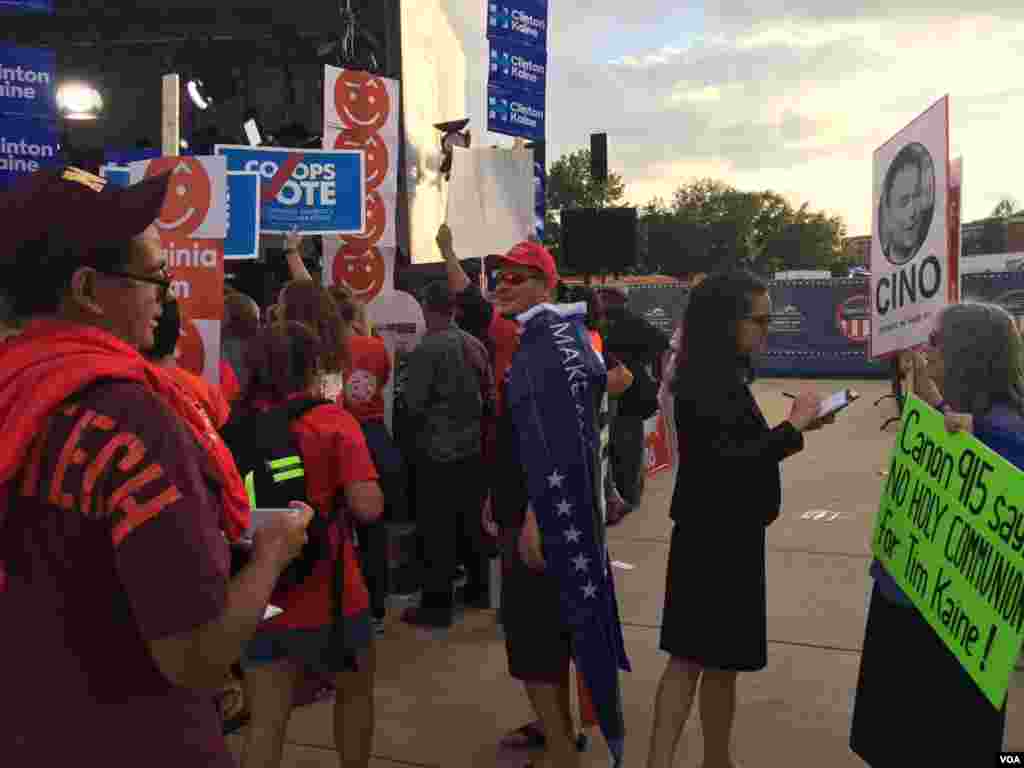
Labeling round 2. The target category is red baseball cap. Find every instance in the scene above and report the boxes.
[0,166,172,263]
[498,240,559,289]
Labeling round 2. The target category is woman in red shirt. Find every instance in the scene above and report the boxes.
[237,321,383,768]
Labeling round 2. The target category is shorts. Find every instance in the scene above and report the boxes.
[241,610,372,675]
[500,527,573,684]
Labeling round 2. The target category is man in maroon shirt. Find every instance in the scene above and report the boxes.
[0,167,312,766]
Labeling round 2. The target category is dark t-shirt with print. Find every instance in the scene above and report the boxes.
[0,381,233,767]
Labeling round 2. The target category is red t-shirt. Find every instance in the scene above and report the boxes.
[260,397,379,631]
[342,334,391,424]
[487,312,520,414]
[219,359,241,405]
[0,381,233,766]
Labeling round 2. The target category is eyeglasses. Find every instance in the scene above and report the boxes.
[745,314,772,328]
[496,270,542,287]
[95,266,174,299]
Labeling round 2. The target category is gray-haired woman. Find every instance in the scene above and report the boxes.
[851,302,1024,765]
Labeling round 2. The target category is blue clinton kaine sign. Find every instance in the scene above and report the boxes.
[489,40,546,96]
[0,1,52,12]
[487,0,548,50]
[0,45,55,118]
[487,84,545,142]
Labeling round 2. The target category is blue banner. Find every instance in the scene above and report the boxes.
[760,278,887,378]
[489,39,547,96]
[225,171,260,260]
[0,45,55,118]
[962,272,1024,324]
[215,145,364,235]
[487,84,545,142]
[487,0,548,50]
[0,1,52,13]
[534,158,545,239]
[0,115,57,187]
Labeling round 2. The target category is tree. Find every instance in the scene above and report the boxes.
[545,149,626,212]
[993,197,1018,219]
[642,179,847,277]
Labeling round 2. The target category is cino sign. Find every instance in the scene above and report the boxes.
[870,97,950,359]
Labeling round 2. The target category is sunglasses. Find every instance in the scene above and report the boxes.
[496,270,542,287]
[95,265,175,300]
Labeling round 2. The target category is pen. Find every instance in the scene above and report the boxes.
[782,392,797,399]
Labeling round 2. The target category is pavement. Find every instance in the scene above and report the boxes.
[226,377,1024,766]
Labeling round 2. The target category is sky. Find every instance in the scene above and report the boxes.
[442,1,1024,237]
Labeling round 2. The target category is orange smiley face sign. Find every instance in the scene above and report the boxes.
[334,70,392,134]
[334,131,390,193]
[346,191,387,247]
[332,243,388,302]
[145,157,213,238]
[176,317,206,376]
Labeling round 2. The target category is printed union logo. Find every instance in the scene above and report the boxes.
[489,96,509,122]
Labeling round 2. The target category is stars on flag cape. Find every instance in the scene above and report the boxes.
[548,465,599,602]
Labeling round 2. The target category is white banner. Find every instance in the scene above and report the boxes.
[870,96,950,359]
[445,146,535,259]
[322,67,401,307]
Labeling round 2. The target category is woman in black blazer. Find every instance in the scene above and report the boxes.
[645,271,830,768]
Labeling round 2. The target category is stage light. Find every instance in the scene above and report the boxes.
[434,119,471,180]
[57,82,103,120]
[186,79,212,111]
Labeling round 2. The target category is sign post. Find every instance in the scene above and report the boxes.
[161,74,180,157]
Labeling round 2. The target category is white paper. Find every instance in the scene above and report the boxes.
[446,147,534,259]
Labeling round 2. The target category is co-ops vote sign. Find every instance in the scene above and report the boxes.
[873,394,1024,707]
[215,145,364,235]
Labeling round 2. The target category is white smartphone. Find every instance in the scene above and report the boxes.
[242,507,298,540]
[817,388,860,419]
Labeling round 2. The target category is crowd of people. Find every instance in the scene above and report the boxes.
[1,165,1022,768]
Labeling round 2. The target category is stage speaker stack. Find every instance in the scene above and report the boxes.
[561,207,638,274]
[590,132,607,183]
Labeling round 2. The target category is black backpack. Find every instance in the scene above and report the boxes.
[220,398,333,592]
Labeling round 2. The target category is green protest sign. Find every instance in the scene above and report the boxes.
[872,394,1024,708]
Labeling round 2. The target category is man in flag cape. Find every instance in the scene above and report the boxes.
[459,237,629,768]
[506,297,631,767]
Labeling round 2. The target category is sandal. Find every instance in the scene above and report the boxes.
[500,721,588,752]
[500,721,546,749]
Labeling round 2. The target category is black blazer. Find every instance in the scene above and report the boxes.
[670,374,804,526]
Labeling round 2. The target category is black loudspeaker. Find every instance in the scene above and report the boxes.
[590,133,607,183]
[561,207,638,273]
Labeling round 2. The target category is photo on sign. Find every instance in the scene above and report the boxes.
[877,142,936,267]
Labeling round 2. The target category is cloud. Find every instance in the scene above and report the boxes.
[444,3,1024,237]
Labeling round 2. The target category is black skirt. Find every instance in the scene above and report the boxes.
[659,522,767,671]
[850,583,1006,765]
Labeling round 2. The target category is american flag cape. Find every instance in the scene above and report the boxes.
[506,302,631,767]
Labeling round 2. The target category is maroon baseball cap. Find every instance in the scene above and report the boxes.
[498,240,559,289]
[0,166,172,263]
